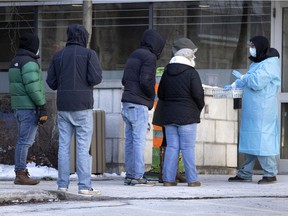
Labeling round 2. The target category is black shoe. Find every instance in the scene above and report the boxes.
[124,177,133,185]
[130,177,156,186]
[258,176,277,184]
[228,175,252,182]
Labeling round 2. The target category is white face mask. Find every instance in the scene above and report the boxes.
[36,49,39,55]
[249,47,256,57]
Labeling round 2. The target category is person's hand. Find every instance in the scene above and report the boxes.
[224,85,233,90]
[232,70,243,79]
[224,82,236,90]
[38,104,48,126]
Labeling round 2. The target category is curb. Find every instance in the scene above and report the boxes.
[0,190,59,205]
[2,189,288,205]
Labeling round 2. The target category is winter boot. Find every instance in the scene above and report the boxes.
[158,146,166,183]
[159,146,186,183]
[176,156,186,183]
[176,171,186,183]
[14,169,40,185]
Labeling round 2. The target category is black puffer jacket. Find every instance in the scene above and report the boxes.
[157,63,205,125]
[121,29,166,110]
[46,24,102,111]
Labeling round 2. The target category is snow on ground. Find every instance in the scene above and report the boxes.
[0,163,125,180]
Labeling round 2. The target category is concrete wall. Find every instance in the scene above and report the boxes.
[0,73,238,174]
[95,81,238,174]
[196,88,238,174]
[94,80,154,174]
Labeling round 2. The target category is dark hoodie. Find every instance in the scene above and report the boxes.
[19,32,39,54]
[46,24,102,111]
[249,36,280,63]
[121,29,166,109]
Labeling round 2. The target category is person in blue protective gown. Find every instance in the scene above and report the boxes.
[225,36,281,184]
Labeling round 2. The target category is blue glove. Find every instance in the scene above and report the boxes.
[224,85,232,90]
[232,70,243,79]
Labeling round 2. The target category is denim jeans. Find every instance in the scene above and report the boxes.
[163,123,198,183]
[121,102,148,179]
[237,154,278,179]
[14,109,39,172]
[57,110,93,190]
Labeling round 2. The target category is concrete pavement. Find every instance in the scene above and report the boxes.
[1,174,288,204]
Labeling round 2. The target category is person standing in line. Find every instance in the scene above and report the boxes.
[8,32,48,185]
[46,24,102,194]
[153,38,201,184]
[225,36,280,184]
[121,29,166,186]
[156,38,205,187]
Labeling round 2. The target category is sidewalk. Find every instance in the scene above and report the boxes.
[1,174,288,204]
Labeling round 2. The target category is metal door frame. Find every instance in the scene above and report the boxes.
[272,1,288,174]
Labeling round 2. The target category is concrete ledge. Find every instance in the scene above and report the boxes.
[197,166,236,175]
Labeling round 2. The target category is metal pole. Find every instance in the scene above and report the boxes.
[83,0,92,48]
[149,2,153,29]
[34,6,38,33]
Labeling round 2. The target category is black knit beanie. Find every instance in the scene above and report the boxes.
[19,32,39,54]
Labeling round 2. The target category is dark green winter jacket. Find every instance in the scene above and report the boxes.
[8,49,46,109]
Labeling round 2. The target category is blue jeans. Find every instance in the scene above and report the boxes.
[121,102,148,179]
[14,109,39,172]
[163,124,198,183]
[57,110,93,190]
[237,154,278,179]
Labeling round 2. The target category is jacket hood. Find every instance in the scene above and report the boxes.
[140,29,166,59]
[19,32,39,54]
[170,55,193,67]
[17,48,40,60]
[166,61,191,76]
[66,24,88,47]
[249,36,279,62]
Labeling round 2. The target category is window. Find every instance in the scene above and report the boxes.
[153,1,271,86]
[0,1,271,86]
[282,8,288,92]
[91,3,149,79]
[0,6,35,71]
[39,5,83,70]
[281,104,288,159]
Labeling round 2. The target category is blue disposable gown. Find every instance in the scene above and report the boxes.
[234,57,281,156]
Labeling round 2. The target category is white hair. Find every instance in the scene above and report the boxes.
[174,48,196,59]
[173,48,197,67]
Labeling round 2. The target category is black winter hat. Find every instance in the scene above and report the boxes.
[19,32,39,54]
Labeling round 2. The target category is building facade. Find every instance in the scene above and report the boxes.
[0,0,287,174]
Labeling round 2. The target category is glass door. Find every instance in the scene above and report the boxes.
[273,1,288,174]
